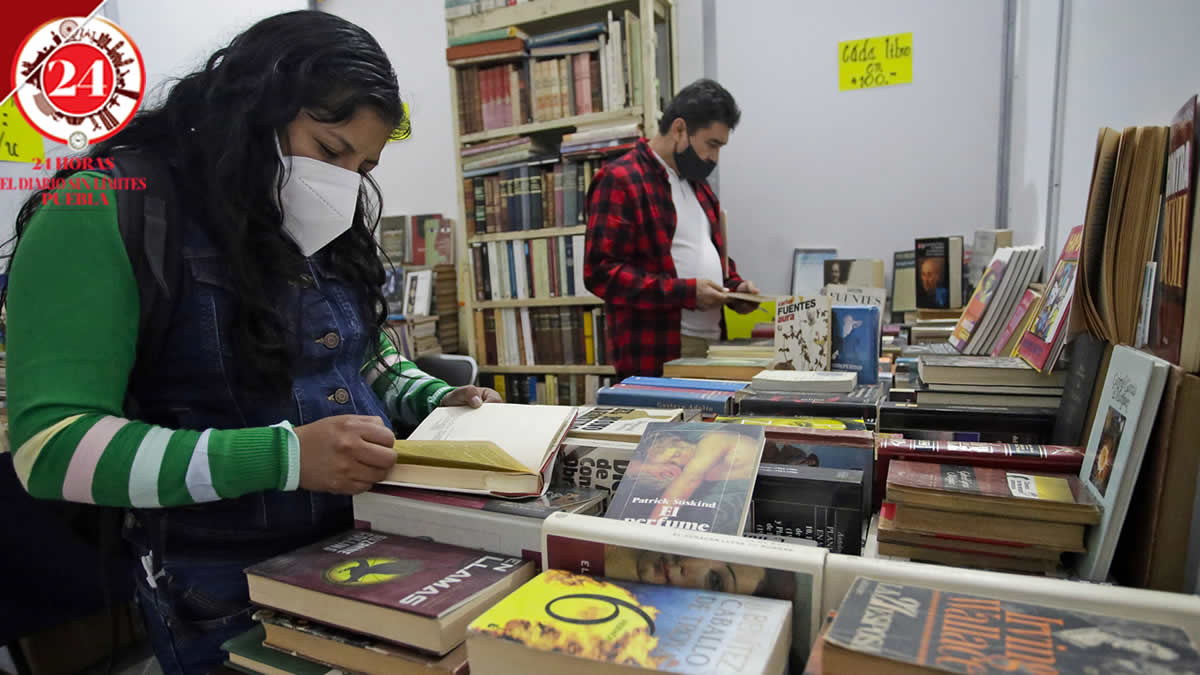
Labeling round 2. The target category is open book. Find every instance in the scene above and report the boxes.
[384,404,576,498]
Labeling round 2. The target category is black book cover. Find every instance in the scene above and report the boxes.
[748,464,863,554]
[878,400,1056,444]
[738,384,886,428]
[1052,332,1109,446]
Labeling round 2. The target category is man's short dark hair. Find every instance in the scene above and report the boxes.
[658,78,741,136]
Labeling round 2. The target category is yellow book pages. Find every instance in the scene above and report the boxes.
[393,440,529,474]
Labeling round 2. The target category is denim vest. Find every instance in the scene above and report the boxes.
[127,223,390,561]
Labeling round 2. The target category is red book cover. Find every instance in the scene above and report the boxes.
[244,530,526,619]
[991,287,1039,356]
[886,459,1093,506]
[1150,95,1198,364]
[445,38,526,63]
[1017,225,1084,371]
[573,53,591,114]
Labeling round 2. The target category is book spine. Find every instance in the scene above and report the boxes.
[597,386,730,414]
[353,492,541,562]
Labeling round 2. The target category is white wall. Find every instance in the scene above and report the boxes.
[320,1,459,218]
[1049,0,1200,254]
[715,0,1007,295]
[0,1,304,264]
[1005,0,1060,254]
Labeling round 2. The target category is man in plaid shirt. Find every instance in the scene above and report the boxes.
[584,80,761,379]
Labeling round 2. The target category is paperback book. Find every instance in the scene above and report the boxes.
[467,570,792,675]
[542,512,825,665]
[1019,225,1084,372]
[604,423,764,535]
[774,295,832,370]
[830,305,880,385]
[823,576,1200,674]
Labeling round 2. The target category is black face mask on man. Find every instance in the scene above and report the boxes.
[673,134,716,181]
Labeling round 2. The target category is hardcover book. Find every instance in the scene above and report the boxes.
[738,385,886,428]
[222,625,333,675]
[568,406,685,443]
[1019,225,1085,372]
[1149,95,1198,365]
[774,295,832,371]
[466,570,792,675]
[874,438,1086,510]
[254,609,469,675]
[823,576,1200,674]
[885,459,1100,525]
[244,530,535,654]
[604,423,764,535]
[830,305,880,385]
[1077,345,1171,582]
[542,512,825,666]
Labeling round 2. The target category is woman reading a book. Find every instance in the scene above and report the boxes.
[3,12,498,675]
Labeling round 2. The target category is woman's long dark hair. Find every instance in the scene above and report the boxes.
[6,10,409,396]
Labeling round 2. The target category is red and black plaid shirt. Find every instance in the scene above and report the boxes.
[584,139,743,379]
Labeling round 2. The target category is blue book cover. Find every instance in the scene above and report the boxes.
[831,305,880,385]
[525,22,607,48]
[620,376,748,392]
[597,384,732,415]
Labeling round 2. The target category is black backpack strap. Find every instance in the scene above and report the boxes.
[105,152,183,418]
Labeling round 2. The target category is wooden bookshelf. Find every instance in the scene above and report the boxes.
[460,108,641,144]
[449,0,678,379]
[468,225,586,244]
[479,364,616,375]
[476,295,604,309]
[447,0,668,38]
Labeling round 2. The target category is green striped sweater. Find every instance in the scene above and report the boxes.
[4,173,452,508]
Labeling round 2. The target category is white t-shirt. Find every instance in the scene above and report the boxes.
[651,148,723,340]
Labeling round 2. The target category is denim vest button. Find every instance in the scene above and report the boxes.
[331,388,350,404]
[320,332,340,349]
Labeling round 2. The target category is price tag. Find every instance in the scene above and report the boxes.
[839,32,913,91]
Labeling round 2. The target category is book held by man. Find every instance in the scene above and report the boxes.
[386,403,576,497]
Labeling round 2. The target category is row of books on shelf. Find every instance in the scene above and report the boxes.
[469,234,591,301]
[474,306,607,367]
[448,13,650,134]
[462,152,614,232]
[484,373,613,406]
[220,397,1200,674]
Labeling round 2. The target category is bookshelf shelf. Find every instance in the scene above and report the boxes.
[468,225,587,244]
[447,0,667,38]
[476,295,603,309]
[460,109,642,145]
[479,364,616,375]
[448,0,677,398]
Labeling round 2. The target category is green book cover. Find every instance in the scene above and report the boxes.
[221,624,338,675]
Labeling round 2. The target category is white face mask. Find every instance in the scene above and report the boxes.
[275,134,363,257]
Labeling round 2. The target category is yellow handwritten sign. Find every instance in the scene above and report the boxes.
[839,32,913,91]
[0,97,46,164]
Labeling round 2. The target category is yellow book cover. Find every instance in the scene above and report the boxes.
[583,310,596,364]
[467,570,791,673]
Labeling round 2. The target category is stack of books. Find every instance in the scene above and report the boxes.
[559,121,640,159]
[879,459,1101,574]
[596,375,748,415]
[897,354,1066,408]
[224,530,535,674]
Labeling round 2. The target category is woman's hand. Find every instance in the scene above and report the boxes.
[294,415,396,495]
[440,385,503,408]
